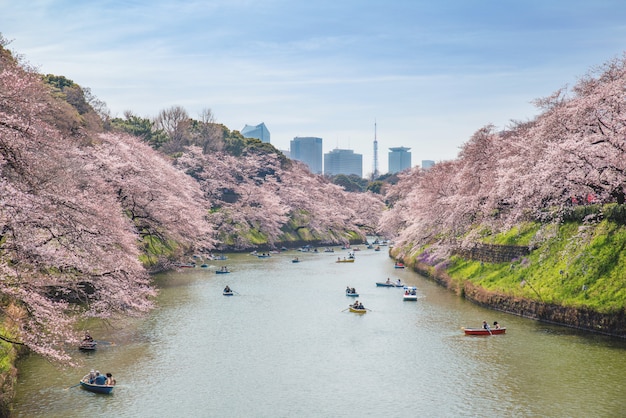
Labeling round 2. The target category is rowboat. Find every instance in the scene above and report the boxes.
[292,258,300,263]
[349,305,367,314]
[223,291,234,296]
[463,327,506,335]
[215,268,230,274]
[394,262,405,269]
[79,340,97,351]
[80,380,114,394]
[403,286,418,301]
[345,290,359,297]
[80,381,114,394]
[376,281,404,287]
[336,258,355,263]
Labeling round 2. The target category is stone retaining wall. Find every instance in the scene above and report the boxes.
[453,243,530,263]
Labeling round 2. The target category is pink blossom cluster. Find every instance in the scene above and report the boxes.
[0,41,384,361]
[381,54,626,260]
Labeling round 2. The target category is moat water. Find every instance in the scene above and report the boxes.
[13,248,626,417]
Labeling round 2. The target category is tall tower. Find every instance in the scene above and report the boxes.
[372,122,379,179]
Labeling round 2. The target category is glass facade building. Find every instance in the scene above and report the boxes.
[324,148,363,177]
[421,160,435,170]
[241,123,270,143]
[290,137,323,174]
[388,147,412,173]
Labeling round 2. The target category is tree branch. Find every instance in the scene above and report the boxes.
[0,333,25,346]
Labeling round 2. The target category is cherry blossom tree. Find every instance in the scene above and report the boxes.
[384,54,626,261]
[0,43,217,362]
[176,147,383,249]
[0,45,157,361]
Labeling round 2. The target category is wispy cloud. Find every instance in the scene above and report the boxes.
[3,0,626,173]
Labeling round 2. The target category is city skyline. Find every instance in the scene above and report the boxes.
[3,1,626,174]
[286,131,418,177]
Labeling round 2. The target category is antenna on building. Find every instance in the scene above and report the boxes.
[372,121,379,179]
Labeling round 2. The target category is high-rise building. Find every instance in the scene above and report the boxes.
[324,148,363,177]
[388,147,412,173]
[290,137,323,174]
[241,123,270,143]
[421,160,435,170]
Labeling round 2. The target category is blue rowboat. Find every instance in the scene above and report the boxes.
[375,282,403,287]
[80,380,114,394]
[345,291,359,297]
[223,291,234,296]
[215,270,230,274]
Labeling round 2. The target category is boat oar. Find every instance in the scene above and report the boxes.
[233,290,241,296]
[65,383,81,390]
[341,307,350,312]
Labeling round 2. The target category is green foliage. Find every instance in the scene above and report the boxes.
[603,203,626,224]
[0,328,16,374]
[367,180,384,194]
[0,320,19,414]
[110,115,169,149]
[482,222,540,246]
[562,204,602,222]
[331,174,364,192]
[42,74,76,90]
[327,174,374,192]
[139,234,180,267]
[223,129,247,156]
[445,219,626,312]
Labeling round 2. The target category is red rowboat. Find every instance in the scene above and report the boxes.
[463,327,506,335]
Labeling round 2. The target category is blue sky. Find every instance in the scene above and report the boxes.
[2,0,626,174]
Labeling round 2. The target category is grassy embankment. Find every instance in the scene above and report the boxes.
[398,204,626,315]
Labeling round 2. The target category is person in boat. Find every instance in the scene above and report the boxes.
[346,286,351,293]
[83,331,94,342]
[386,277,391,284]
[84,369,96,383]
[493,321,500,329]
[482,321,491,331]
[396,279,402,286]
[351,288,356,294]
[94,371,107,385]
[224,285,231,293]
[105,373,116,386]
